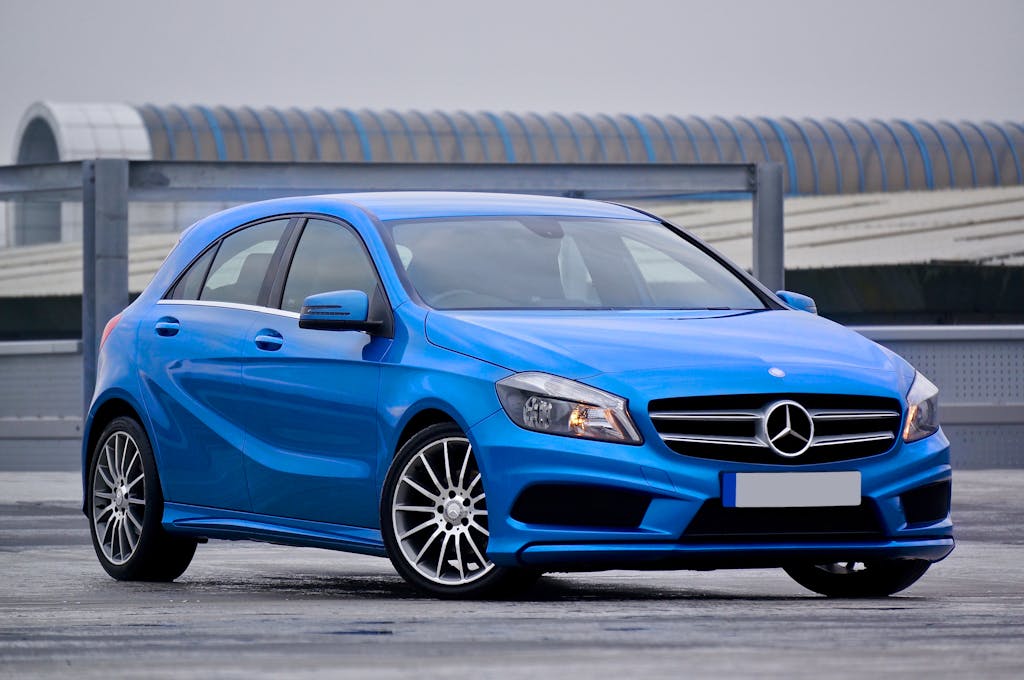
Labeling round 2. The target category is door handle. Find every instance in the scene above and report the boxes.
[254,329,284,351]
[155,317,180,337]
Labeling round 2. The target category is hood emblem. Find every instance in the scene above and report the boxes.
[768,367,786,378]
[762,400,814,457]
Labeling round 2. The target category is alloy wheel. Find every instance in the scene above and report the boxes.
[91,430,147,566]
[391,436,494,585]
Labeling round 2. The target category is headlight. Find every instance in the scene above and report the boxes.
[903,371,940,442]
[496,372,641,444]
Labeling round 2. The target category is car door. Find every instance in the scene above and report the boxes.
[136,217,291,511]
[240,217,391,527]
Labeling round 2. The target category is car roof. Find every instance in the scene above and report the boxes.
[195,192,655,229]
[175,192,658,251]
[329,192,655,221]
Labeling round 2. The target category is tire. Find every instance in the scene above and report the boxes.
[88,416,197,582]
[381,423,538,599]
[784,559,931,597]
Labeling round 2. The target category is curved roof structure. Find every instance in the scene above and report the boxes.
[15,102,1024,196]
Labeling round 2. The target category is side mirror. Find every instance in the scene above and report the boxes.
[775,290,818,315]
[299,290,382,332]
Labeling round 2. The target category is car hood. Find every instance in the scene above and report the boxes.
[425,309,908,391]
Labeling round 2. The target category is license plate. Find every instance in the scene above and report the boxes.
[722,471,861,508]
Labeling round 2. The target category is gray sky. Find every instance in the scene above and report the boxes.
[0,0,1022,164]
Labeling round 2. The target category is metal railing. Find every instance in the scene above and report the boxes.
[0,159,785,413]
[1,325,1021,469]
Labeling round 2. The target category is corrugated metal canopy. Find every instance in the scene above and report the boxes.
[1,186,1022,298]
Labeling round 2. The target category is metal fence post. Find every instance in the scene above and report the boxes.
[752,162,785,291]
[82,159,130,415]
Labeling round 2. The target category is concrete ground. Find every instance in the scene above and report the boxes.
[0,470,1021,679]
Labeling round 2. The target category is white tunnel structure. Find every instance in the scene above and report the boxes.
[9,101,1024,245]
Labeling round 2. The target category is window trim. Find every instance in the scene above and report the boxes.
[162,215,300,306]
[268,213,395,336]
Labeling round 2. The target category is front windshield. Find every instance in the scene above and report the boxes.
[386,216,767,311]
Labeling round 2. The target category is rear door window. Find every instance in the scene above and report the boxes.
[199,219,289,305]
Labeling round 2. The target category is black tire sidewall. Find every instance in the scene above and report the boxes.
[784,559,931,597]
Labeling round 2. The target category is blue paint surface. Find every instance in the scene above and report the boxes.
[83,192,954,576]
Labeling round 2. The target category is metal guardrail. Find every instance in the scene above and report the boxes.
[0,326,1020,470]
[857,326,1024,427]
[0,159,785,414]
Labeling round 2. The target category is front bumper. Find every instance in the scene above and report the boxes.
[469,410,954,570]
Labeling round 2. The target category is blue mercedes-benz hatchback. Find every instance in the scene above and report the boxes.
[83,192,953,598]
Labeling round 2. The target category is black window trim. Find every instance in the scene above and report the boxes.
[269,213,395,338]
[162,215,301,305]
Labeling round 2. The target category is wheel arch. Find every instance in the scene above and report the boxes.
[81,392,149,514]
[393,407,461,457]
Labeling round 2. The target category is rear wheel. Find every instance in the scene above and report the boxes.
[381,423,537,599]
[784,559,931,597]
[88,416,197,581]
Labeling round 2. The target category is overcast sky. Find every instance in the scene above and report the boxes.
[0,0,1021,163]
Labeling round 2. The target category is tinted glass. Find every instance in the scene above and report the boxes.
[200,219,288,305]
[388,216,764,310]
[168,246,216,300]
[281,219,378,313]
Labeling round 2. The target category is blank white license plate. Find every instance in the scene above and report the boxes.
[722,471,861,508]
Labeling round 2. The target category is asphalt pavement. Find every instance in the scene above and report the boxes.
[1,470,1022,679]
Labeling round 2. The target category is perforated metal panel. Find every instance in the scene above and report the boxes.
[945,426,1024,469]
[1,331,1022,471]
[881,340,1024,403]
[0,349,81,418]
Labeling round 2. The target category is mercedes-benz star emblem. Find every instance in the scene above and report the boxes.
[763,400,814,457]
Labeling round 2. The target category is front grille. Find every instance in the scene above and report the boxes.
[682,498,884,543]
[649,393,902,465]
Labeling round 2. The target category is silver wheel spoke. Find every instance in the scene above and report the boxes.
[92,429,146,566]
[97,464,115,488]
[443,441,453,488]
[395,505,434,513]
[392,436,495,587]
[435,533,451,578]
[400,517,437,540]
[125,508,144,532]
[115,434,126,477]
[113,517,124,559]
[126,450,141,477]
[104,444,117,483]
[415,527,443,562]
[465,531,487,567]
[120,520,134,554]
[458,445,471,488]
[418,452,445,493]
[401,476,439,502]
[453,534,465,579]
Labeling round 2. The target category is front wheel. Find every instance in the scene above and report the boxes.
[784,559,931,597]
[88,416,197,581]
[381,423,537,599]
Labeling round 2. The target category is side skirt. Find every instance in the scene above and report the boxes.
[162,502,387,557]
